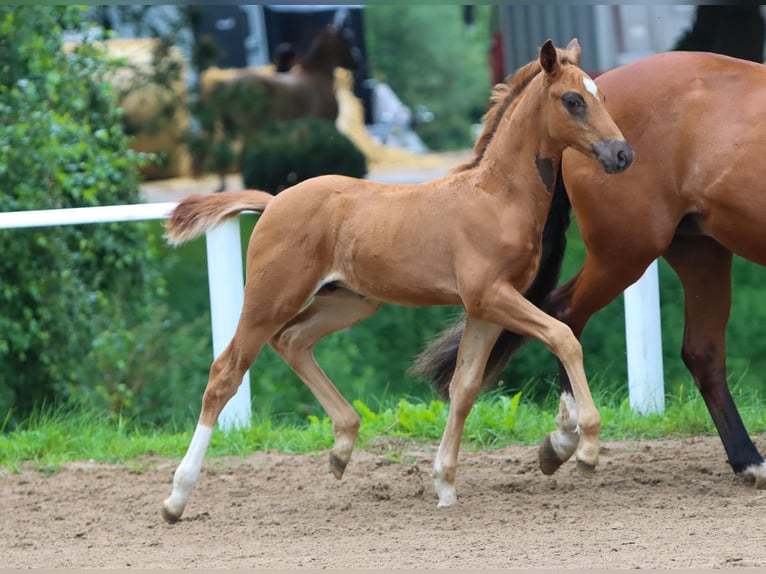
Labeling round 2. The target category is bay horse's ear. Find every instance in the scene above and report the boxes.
[333,8,350,30]
[566,38,582,66]
[540,39,559,75]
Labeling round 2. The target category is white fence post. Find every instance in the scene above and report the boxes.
[205,219,251,431]
[623,260,665,414]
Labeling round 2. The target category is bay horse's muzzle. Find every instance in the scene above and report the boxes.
[591,140,634,174]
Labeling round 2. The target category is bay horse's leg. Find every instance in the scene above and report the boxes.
[539,253,653,475]
[664,235,766,488]
[270,287,382,479]
[433,317,502,507]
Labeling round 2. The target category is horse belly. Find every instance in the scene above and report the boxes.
[700,177,766,266]
[340,250,462,307]
[332,217,460,307]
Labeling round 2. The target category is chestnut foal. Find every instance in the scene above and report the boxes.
[161,39,632,523]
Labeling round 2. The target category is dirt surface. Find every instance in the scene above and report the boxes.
[2,435,766,569]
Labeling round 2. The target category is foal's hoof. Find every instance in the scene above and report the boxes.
[576,458,597,478]
[161,504,181,525]
[538,435,564,476]
[329,453,348,480]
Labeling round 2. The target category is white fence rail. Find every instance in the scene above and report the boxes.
[0,202,664,430]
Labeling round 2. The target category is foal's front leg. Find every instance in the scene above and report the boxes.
[483,284,602,476]
[433,317,502,507]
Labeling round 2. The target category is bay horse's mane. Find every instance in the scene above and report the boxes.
[455,48,573,173]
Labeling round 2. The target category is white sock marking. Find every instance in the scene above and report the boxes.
[164,424,214,517]
[552,392,579,460]
[433,447,459,507]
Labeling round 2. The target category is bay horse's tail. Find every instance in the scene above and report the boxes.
[410,169,572,397]
[164,190,273,246]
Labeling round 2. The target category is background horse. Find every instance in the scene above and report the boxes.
[160,39,633,523]
[200,21,362,123]
[414,50,766,488]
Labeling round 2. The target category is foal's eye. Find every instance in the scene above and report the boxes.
[561,92,586,113]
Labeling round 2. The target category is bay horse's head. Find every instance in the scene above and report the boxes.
[540,38,633,174]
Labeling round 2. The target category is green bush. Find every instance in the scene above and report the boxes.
[0,6,208,427]
[365,5,490,151]
[240,118,367,193]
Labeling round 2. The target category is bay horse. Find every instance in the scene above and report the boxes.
[200,21,362,123]
[413,50,766,489]
[160,39,633,523]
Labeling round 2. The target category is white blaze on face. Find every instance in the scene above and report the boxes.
[583,76,599,99]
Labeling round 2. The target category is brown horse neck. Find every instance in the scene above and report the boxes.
[300,41,338,77]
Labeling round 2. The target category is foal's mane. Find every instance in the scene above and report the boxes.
[454,48,573,173]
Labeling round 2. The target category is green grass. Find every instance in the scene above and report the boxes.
[2,383,765,473]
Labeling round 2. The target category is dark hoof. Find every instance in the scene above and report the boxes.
[537,435,564,476]
[538,435,564,476]
[576,458,597,478]
[329,453,347,480]
[161,506,181,524]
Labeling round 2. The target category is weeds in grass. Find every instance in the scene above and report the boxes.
[2,382,764,471]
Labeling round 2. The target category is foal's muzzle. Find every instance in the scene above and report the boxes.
[591,140,634,174]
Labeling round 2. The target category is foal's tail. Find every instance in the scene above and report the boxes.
[409,169,572,398]
[164,190,273,246]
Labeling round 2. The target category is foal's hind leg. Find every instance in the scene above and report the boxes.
[162,319,270,523]
[162,263,321,523]
[665,236,766,488]
[270,287,382,479]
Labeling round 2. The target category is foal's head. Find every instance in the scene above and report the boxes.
[539,39,633,174]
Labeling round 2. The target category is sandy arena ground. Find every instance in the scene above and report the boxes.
[2,434,766,569]
[8,157,760,570]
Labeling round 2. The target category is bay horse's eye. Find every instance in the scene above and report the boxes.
[562,91,586,114]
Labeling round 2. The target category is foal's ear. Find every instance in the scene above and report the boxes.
[540,39,559,75]
[565,38,582,65]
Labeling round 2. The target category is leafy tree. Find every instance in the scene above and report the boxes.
[364,5,491,151]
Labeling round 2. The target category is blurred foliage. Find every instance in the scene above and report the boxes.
[0,6,209,428]
[241,118,367,194]
[364,5,491,151]
[186,78,270,188]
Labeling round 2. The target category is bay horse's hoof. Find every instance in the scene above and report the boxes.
[751,465,766,490]
[161,505,181,524]
[538,434,565,476]
[576,458,597,478]
[329,453,348,479]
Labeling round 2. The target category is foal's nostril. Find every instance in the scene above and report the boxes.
[590,140,633,173]
[617,150,627,168]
